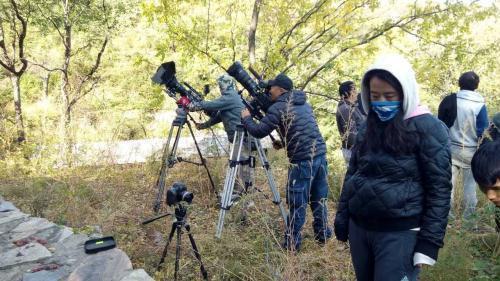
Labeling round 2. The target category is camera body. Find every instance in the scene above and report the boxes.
[166,182,194,206]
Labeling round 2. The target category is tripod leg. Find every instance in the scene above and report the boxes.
[254,138,288,224]
[186,120,218,196]
[170,122,183,162]
[157,222,178,271]
[174,224,182,281]
[184,224,208,280]
[215,129,245,238]
[154,124,179,213]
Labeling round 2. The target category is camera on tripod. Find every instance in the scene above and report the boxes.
[227,61,272,119]
[142,181,208,280]
[152,61,210,111]
[166,182,194,206]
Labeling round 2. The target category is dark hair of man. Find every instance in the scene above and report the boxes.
[458,71,480,91]
[471,140,500,192]
[359,70,418,155]
[338,81,355,98]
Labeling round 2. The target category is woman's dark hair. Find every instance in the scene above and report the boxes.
[359,70,418,155]
[471,140,500,192]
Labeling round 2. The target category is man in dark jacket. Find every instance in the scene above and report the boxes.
[241,73,332,250]
[336,81,366,164]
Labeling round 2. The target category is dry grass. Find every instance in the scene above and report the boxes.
[0,152,498,280]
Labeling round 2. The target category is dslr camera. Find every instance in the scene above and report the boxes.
[166,182,194,206]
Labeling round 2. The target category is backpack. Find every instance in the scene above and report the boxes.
[438,93,457,128]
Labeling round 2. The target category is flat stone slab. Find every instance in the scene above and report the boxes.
[0,201,18,212]
[22,268,67,281]
[0,243,52,269]
[120,269,154,281]
[0,211,27,225]
[9,218,56,241]
[67,248,133,281]
[0,200,153,281]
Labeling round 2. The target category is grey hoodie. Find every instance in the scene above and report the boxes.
[449,89,488,149]
[197,76,244,142]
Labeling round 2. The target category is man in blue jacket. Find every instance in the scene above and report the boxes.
[241,73,332,250]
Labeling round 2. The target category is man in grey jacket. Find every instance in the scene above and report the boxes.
[188,74,252,198]
[335,81,366,164]
[448,71,489,221]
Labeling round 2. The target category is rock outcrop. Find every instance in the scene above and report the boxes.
[0,197,153,281]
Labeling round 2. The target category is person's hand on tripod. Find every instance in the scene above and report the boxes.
[272,140,284,150]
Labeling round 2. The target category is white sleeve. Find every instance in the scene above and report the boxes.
[413,252,436,266]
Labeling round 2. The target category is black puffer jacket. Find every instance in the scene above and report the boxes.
[242,90,326,163]
[334,114,452,260]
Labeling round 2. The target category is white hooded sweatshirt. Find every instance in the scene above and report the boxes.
[359,54,436,266]
[360,54,422,120]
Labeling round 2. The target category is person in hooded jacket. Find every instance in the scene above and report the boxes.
[241,73,332,251]
[334,54,452,281]
[445,71,489,221]
[188,74,252,196]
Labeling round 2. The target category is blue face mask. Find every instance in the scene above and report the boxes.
[371,101,401,122]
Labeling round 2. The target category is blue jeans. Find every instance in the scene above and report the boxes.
[284,154,332,250]
[349,219,420,281]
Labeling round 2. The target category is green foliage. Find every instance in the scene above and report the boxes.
[0,2,499,278]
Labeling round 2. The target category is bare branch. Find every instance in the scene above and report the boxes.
[170,28,226,71]
[304,91,339,101]
[69,79,98,109]
[0,58,14,73]
[398,26,449,49]
[86,36,108,78]
[34,2,66,43]
[278,0,329,46]
[300,7,451,89]
[283,1,367,72]
[71,41,92,58]
[27,59,64,72]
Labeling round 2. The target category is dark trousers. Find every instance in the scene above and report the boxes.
[348,219,420,281]
[285,154,332,250]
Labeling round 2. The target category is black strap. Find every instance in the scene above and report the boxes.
[438,93,457,128]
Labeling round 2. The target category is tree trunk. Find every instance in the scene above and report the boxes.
[248,0,262,65]
[43,72,50,98]
[10,75,26,142]
[60,70,72,166]
[59,5,73,166]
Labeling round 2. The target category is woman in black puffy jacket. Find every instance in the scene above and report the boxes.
[334,54,452,281]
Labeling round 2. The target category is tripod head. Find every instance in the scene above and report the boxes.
[142,203,189,226]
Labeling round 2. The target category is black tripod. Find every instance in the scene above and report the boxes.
[154,108,216,213]
[142,204,208,281]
